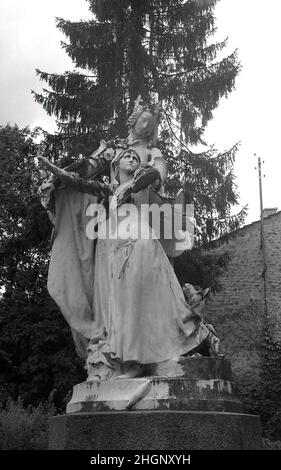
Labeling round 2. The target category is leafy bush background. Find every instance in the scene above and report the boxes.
[0,398,56,450]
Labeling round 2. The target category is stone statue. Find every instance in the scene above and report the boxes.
[182,283,221,357]
[44,98,262,451]
[37,96,218,383]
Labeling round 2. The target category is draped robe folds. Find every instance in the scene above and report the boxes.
[45,169,209,365]
[92,191,209,364]
[47,186,98,357]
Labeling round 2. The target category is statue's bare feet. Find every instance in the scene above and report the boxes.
[113,364,143,380]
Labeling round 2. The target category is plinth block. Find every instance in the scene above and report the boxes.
[49,358,263,450]
[49,410,262,450]
[67,357,242,414]
[67,376,243,413]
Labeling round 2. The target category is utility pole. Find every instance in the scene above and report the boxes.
[255,154,268,318]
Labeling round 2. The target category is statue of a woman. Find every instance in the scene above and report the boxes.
[37,97,211,380]
[82,95,166,194]
[88,149,209,379]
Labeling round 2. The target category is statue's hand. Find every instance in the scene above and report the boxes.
[151,178,161,192]
[115,182,134,206]
[36,155,77,183]
[37,155,51,169]
[36,155,55,182]
[132,165,161,193]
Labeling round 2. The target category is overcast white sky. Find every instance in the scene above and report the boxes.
[0,0,280,224]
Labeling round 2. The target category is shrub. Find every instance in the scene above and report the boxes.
[262,438,281,450]
[0,397,56,450]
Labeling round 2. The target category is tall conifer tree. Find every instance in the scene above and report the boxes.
[0,1,245,406]
[0,125,84,406]
[34,0,246,282]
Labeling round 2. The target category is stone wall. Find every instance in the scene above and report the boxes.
[263,212,281,343]
[204,211,281,405]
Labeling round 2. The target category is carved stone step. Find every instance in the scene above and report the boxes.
[67,357,243,413]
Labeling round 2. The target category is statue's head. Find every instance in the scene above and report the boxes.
[112,148,140,183]
[127,95,161,144]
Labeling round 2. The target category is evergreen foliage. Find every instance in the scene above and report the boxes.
[0,397,56,450]
[259,329,281,441]
[34,0,246,289]
[0,125,84,407]
[0,1,246,407]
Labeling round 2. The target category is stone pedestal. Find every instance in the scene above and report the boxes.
[48,357,263,450]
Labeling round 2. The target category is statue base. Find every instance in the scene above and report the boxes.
[48,357,263,450]
[49,410,262,450]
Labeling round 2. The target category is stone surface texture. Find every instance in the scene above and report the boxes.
[49,357,262,450]
[49,411,262,450]
[204,210,281,399]
[67,358,242,414]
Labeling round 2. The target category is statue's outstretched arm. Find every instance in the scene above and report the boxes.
[38,156,112,198]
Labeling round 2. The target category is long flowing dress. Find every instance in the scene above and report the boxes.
[92,190,209,365]
[42,173,209,365]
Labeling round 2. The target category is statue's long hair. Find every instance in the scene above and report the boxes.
[112,148,141,183]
